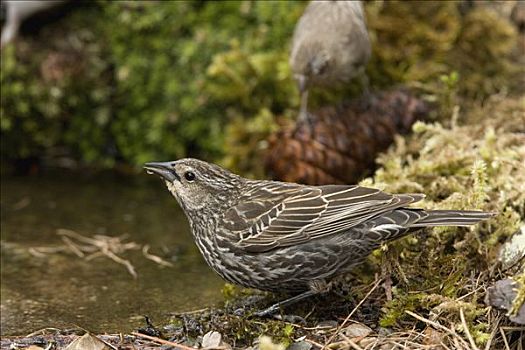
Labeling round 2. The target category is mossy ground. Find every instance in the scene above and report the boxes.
[2,1,524,349]
[158,95,524,350]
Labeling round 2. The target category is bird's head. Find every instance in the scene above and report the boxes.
[144,158,242,212]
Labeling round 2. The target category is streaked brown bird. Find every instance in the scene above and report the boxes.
[290,0,371,122]
[145,159,493,316]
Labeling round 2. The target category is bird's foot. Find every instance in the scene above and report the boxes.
[230,294,267,316]
[252,289,317,318]
[253,304,281,318]
[294,110,316,139]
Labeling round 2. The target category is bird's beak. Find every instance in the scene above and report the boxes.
[296,74,308,93]
[144,162,179,182]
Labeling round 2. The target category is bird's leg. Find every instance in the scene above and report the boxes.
[253,289,317,317]
[254,280,331,317]
[298,89,314,125]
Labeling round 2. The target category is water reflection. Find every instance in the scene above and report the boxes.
[0,171,224,336]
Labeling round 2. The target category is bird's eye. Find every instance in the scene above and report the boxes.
[184,171,196,182]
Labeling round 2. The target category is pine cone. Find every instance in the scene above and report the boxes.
[265,89,430,185]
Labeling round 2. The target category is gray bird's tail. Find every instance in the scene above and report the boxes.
[411,210,495,227]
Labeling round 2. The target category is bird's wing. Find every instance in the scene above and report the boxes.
[221,182,424,253]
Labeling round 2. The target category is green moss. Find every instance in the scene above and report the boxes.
[367,95,524,332]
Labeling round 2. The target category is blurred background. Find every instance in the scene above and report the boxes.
[1,0,523,337]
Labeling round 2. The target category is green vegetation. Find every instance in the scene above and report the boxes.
[364,95,524,344]
[1,1,521,171]
[1,2,523,347]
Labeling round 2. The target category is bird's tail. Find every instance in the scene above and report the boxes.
[411,210,496,227]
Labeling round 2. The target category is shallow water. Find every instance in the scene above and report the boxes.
[0,170,224,336]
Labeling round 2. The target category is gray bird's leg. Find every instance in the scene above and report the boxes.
[253,289,317,317]
[298,89,314,125]
[254,280,331,317]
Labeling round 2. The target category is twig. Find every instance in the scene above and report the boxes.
[405,310,471,349]
[142,245,174,267]
[388,341,412,349]
[95,334,119,350]
[61,236,85,258]
[84,251,104,261]
[440,340,453,350]
[499,327,510,350]
[131,332,197,350]
[484,315,500,350]
[103,249,137,278]
[339,334,364,350]
[57,229,99,245]
[322,278,382,349]
[305,338,325,349]
[29,246,67,255]
[25,327,63,337]
[460,308,480,350]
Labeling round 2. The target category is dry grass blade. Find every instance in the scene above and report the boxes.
[103,249,137,278]
[61,236,85,258]
[405,310,471,349]
[131,331,198,350]
[483,315,500,350]
[28,246,66,257]
[57,229,100,245]
[500,327,511,350]
[142,244,174,267]
[322,278,382,349]
[338,333,364,350]
[305,338,325,349]
[25,327,63,337]
[460,307,480,350]
[57,229,140,278]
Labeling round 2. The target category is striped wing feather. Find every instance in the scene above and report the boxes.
[222,182,425,253]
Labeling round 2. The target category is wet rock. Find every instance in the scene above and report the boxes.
[287,340,312,350]
[377,327,393,336]
[316,320,338,329]
[342,323,372,338]
[202,331,222,349]
[486,278,525,324]
[202,331,232,350]
[499,224,525,270]
[64,333,109,350]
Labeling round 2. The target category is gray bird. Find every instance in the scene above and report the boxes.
[145,158,493,316]
[1,0,65,48]
[290,0,371,122]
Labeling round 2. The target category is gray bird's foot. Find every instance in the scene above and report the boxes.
[252,289,317,318]
[253,304,281,318]
[231,294,267,316]
[296,89,317,134]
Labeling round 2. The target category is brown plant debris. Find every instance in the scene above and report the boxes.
[27,229,172,278]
